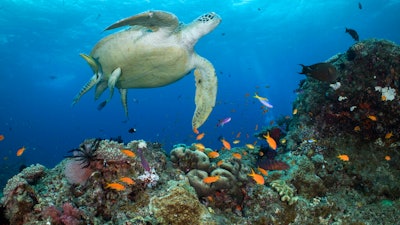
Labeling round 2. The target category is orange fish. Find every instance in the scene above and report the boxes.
[193,127,199,134]
[119,177,135,185]
[232,153,242,159]
[245,144,255,149]
[385,132,393,139]
[196,132,205,140]
[121,149,135,158]
[367,115,377,121]
[106,182,126,191]
[263,132,277,150]
[384,155,391,161]
[257,167,268,176]
[248,169,264,185]
[195,143,206,151]
[354,126,361,132]
[203,175,220,184]
[208,151,220,158]
[220,138,231,150]
[337,154,350,162]
[233,140,240,144]
[16,146,26,156]
[236,132,241,138]
[217,160,224,166]
[0,134,4,141]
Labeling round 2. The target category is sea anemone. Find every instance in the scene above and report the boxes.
[66,139,101,168]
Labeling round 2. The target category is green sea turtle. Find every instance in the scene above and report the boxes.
[72,10,221,130]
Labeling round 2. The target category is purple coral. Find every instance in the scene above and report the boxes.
[42,203,83,225]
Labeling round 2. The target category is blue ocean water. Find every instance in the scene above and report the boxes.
[0,0,399,182]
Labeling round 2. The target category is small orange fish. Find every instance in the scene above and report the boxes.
[119,177,135,185]
[263,132,277,150]
[195,143,205,151]
[196,132,205,140]
[233,140,240,144]
[16,146,26,156]
[385,132,393,139]
[236,132,241,138]
[381,95,387,101]
[245,144,255,149]
[248,169,264,185]
[0,134,4,141]
[203,175,220,184]
[384,155,391,161]
[106,182,126,191]
[367,115,377,121]
[337,154,350,162]
[207,151,220,158]
[354,126,361,132]
[232,153,242,159]
[221,139,231,150]
[121,149,136,158]
[193,127,199,134]
[207,196,214,202]
[217,160,224,166]
[257,167,268,176]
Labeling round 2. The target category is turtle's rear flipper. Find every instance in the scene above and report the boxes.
[192,54,217,130]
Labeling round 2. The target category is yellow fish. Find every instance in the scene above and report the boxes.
[194,143,206,151]
[245,144,255,149]
[253,93,267,101]
[233,140,240,144]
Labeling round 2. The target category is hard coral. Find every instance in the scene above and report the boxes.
[270,179,298,205]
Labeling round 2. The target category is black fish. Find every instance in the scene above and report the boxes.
[358,2,362,9]
[299,63,338,83]
[128,128,136,133]
[345,28,359,41]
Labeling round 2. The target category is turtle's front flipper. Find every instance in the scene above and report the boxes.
[192,55,217,130]
[97,67,121,110]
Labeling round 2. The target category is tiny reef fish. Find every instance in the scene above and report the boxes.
[233,140,240,144]
[253,93,267,101]
[257,167,268,176]
[208,151,220,158]
[385,155,391,161]
[196,132,205,140]
[121,149,136,157]
[245,144,255,149]
[367,115,377,121]
[337,154,350,162]
[232,153,242,159]
[217,160,224,166]
[119,177,135,185]
[385,132,393,139]
[220,138,231,150]
[0,134,4,141]
[105,182,126,191]
[248,169,264,185]
[16,146,26,156]
[263,132,277,150]
[203,175,220,184]
[292,108,298,115]
[354,126,361,132]
[217,117,231,127]
[195,143,205,151]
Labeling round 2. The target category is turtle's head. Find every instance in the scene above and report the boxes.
[195,12,221,33]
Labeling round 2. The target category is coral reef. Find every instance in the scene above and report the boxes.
[1,38,400,225]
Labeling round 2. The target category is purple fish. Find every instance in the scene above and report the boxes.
[137,148,150,172]
[259,99,273,108]
[217,117,231,127]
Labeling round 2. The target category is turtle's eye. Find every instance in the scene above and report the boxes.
[197,13,215,22]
